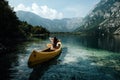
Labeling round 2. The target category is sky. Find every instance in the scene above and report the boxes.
[7,0,100,20]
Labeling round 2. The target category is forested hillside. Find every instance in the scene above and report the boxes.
[0,0,49,54]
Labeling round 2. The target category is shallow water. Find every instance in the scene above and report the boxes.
[0,35,120,80]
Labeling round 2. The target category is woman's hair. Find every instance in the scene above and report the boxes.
[53,37,58,48]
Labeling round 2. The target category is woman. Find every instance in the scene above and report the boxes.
[49,37,60,50]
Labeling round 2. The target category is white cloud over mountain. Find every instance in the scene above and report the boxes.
[14,3,63,20]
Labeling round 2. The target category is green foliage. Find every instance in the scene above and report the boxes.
[0,0,49,53]
[0,0,25,39]
[19,21,50,38]
[19,21,33,37]
[0,0,49,40]
[32,26,49,34]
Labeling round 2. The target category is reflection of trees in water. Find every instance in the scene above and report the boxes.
[65,35,120,53]
[113,36,120,52]
[98,36,120,52]
[0,53,19,80]
[56,34,120,53]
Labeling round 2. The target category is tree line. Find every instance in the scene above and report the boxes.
[0,0,49,53]
[0,0,49,39]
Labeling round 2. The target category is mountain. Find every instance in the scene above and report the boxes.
[16,11,82,32]
[75,0,120,35]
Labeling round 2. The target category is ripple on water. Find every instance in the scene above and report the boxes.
[1,35,120,80]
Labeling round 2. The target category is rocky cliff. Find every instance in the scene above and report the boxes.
[76,0,120,35]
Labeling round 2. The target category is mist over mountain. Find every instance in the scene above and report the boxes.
[75,0,120,35]
[16,11,82,32]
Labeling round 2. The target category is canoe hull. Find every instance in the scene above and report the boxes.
[28,42,62,68]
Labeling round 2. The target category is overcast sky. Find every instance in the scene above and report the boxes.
[8,0,100,20]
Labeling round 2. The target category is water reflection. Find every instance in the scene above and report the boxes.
[29,61,55,80]
[98,35,120,52]
[55,34,120,53]
[0,34,120,80]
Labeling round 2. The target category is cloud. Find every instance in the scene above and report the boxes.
[64,5,91,17]
[14,3,63,20]
[14,4,31,11]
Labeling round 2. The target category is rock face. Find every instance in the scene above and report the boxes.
[16,11,82,32]
[76,0,120,35]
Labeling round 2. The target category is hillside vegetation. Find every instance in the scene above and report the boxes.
[0,0,49,54]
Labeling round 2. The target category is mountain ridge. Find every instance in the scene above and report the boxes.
[16,11,83,32]
[75,0,120,35]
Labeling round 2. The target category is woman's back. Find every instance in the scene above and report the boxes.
[53,37,58,48]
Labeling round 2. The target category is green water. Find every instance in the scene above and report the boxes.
[0,35,120,80]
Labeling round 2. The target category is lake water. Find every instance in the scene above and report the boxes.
[0,34,120,80]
